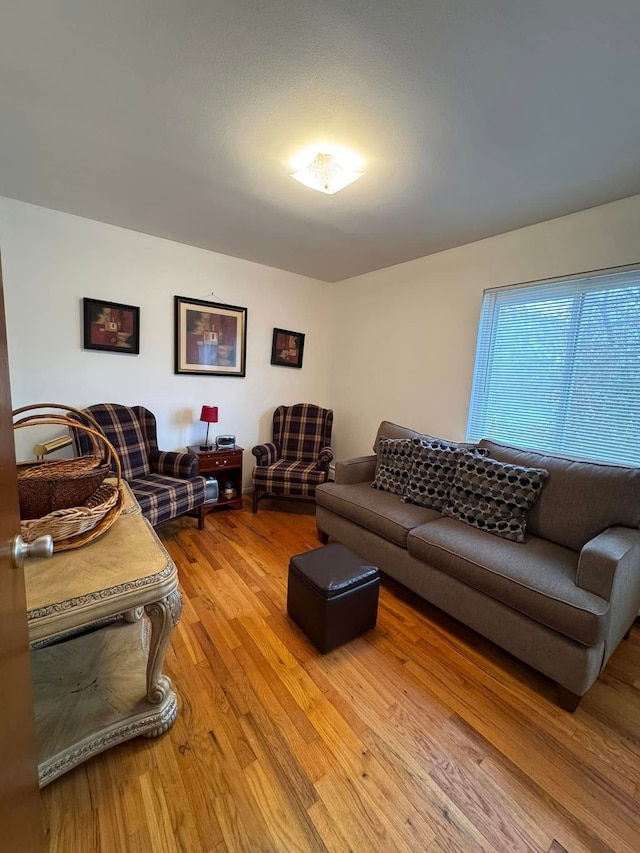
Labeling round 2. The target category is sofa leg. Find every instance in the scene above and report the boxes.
[623,627,632,640]
[197,507,205,531]
[318,528,329,545]
[252,490,258,513]
[557,685,583,712]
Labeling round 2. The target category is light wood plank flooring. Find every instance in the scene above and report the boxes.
[42,499,640,852]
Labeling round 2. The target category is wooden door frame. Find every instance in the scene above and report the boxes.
[0,255,43,849]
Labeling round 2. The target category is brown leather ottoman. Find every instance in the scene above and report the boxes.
[287,543,380,653]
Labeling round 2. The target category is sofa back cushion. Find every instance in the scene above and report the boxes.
[479,439,640,551]
[373,421,421,453]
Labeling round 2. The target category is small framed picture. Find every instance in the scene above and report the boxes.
[271,328,305,369]
[175,295,247,376]
[83,298,140,354]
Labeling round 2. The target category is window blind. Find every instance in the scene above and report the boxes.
[466,267,640,466]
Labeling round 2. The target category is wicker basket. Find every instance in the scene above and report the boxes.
[14,404,125,552]
[14,404,111,518]
[17,459,110,520]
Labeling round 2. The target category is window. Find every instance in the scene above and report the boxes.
[467,266,640,466]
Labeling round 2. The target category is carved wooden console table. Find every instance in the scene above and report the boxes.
[25,485,182,786]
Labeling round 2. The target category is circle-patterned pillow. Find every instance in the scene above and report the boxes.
[443,453,549,542]
[372,438,414,495]
[403,438,489,511]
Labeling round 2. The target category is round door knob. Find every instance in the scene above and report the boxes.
[11,534,54,568]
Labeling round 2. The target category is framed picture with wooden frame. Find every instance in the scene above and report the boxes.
[271,328,305,369]
[174,295,247,376]
[83,297,140,354]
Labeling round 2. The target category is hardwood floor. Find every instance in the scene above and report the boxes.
[42,498,640,852]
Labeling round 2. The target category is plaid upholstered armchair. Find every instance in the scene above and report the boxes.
[251,403,333,512]
[73,404,207,528]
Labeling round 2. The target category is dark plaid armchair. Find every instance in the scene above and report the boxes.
[74,404,207,528]
[251,403,333,512]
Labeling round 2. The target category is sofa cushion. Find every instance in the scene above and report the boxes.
[253,459,328,498]
[372,438,414,495]
[403,440,489,512]
[316,481,440,547]
[407,518,608,646]
[373,421,480,455]
[373,421,421,453]
[443,453,548,543]
[480,439,640,552]
[130,474,205,527]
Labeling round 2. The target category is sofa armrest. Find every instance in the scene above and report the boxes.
[252,442,279,466]
[335,454,377,485]
[150,449,198,478]
[576,526,640,601]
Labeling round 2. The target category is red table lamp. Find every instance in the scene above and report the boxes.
[199,405,218,450]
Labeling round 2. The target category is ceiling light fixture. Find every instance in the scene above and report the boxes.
[291,144,364,194]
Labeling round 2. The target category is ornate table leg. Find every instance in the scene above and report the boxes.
[143,589,183,720]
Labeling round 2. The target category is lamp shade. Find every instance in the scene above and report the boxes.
[291,144,364,194]
[200,405,219,424]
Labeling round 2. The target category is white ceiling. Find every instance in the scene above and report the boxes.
[2,1,640,282]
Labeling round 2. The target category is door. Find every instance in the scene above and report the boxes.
[0,255,42,850]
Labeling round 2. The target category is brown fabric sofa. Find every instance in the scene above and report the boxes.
[315,421,640,710]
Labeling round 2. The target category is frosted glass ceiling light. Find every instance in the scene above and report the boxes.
[291,145,364,194]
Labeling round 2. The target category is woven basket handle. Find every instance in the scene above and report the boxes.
[12,403,102,425]
[13,416,122,484]
[13,404,107,464]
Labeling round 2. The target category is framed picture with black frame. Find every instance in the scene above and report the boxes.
[83,297,140,354]
[271,328,305,368]
[174,295,247,376]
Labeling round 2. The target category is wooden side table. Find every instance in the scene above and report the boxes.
[25,485,182,786]
[187,445,244,525]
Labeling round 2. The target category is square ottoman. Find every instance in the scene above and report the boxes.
[287,543,380,653]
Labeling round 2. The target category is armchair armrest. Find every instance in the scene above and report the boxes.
[252,442,279,466]
[576,526,640,601]
[150,449,198,479]
[318,445,334,470]
[335,454,377,485]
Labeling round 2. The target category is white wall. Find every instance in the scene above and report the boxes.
[5,191,640,476]
[0,198,331,490]
[329,194,640,459]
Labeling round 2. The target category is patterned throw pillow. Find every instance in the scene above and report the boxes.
[372,438,414,495]
[443,453,549,542]
[403,439,490,511]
